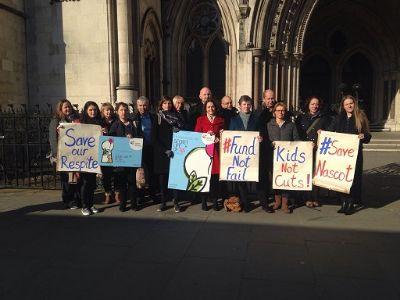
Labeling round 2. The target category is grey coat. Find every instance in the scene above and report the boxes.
[266,119,300,143]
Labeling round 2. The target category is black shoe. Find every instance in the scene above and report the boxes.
[337,200,347,213]
[263,205,275,213]
[119,206,128,212]
[345,201,355,215]
[201,204,208,211]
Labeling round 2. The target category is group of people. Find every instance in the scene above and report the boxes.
[49,87,371,216]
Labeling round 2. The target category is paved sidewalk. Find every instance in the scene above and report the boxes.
[1,181,399,300]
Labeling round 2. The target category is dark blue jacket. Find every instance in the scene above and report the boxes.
[229,112,259,131]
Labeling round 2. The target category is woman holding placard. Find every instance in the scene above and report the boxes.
[328,95,371,215]
[296,96,332,208]
[153,96,185,212]
[100,103,117,204]
[195,99,225,211]
[267,102,300,213]
[109,102,140,212]
[49,99,81,209]
[79,101,105,216]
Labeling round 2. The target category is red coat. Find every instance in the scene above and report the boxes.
[194,115,225,174]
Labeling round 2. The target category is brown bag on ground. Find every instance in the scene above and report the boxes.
[224,196,242,212]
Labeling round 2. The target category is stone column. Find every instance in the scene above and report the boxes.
[267,50,277,92]
[252,48,265,110]
[115,0,137,104]
[293,53,303,110]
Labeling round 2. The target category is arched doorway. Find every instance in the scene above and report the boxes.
[299,0,400,126]
[341,53,374,119]
[300,54,331,110]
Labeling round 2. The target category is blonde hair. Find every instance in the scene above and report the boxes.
[172,95,185,105]
[339,95,370,133]
[100,102,115,118]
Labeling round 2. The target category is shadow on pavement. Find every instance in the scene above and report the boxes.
[0,210,399,299]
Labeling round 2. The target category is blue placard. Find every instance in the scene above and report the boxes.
[98,136,143,167]
[168,131,214,192]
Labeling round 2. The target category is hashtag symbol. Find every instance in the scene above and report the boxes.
[223,138,232,153]
[319,137,332,155]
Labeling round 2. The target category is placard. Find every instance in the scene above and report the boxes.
[57,123,102,174]
[168,131,214,192]
[220,130,259,182]
[98,136,143,167]
[272,141,313,191]
[313,131,360,194]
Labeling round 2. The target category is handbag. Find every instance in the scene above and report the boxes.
[223,196,242,212]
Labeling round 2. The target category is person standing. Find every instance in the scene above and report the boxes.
[109,102,140,212]
[296,96,332,208]
[172,95,191,130]
[229,95,270,212]
[79,101,104,216]
[100,102,117,204]
[153,96,185,212]
[189,87,213,129]
[256,90,277,200]
[328,95,371,215]
[267,102,300,214]
[49,99,81,209]
[132,96,158,204]
[194,99,225,211]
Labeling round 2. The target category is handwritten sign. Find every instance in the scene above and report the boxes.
[313,131,359,194]
[272,141,313,191]
[220,131,259,182]
[168,131,214,192]
[57,123,102,174]
[98,136,143,167]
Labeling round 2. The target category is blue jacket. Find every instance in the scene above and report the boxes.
[229,112,259,131]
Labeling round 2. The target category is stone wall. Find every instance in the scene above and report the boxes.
[0,0,27,106]
[25,0,111,110]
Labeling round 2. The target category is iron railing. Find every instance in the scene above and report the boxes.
[0,104,60,189]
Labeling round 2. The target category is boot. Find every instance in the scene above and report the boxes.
[281,197,291,214]
[337,199,347,213]
[115,191,122,204]
[118,193,127,212]
[201,198,208,211]
[273,195,282,210]
[131,197,138,211]
[345,198,355,215]
[213,198,219,211]
[103,192,112,204]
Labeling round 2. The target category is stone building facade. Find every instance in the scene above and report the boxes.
[0,0,399,130]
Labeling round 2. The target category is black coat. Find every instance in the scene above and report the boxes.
[189,102,204,130]
[328,113,371,200]
[108,119,139,138]
[152,111,184,174]
[218,107,238,129]
[296,111,332,142]
[176,109,191,130]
